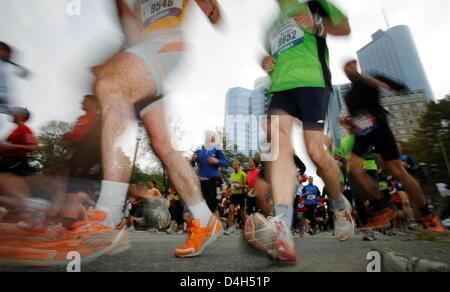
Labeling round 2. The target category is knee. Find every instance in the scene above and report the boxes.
[403,201,411,209]
[278,133,293,152]
[149,135,174,159]
[308,147,326,167]
[95,76,126,107]
[401,196,411,208]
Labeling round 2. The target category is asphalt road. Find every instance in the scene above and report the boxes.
[1,230,449,272]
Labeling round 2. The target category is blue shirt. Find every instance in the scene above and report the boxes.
[302,184,321,206]
[192,146,228,179]
[400,154,415,174]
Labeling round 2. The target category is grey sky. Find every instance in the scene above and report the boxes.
[1,0,449,182]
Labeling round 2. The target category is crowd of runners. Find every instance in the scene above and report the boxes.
[0,0,447,266]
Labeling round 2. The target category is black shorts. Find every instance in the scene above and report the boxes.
[352,119,400,161]
[0,157,36,177]
[229,194,245,208]
[269,87,331,131]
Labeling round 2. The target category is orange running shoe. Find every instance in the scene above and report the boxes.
[0,210,107,242]
[0,211,129,266]
[174,216,223,258]
[420,214,445,233]
[360,208,394,231]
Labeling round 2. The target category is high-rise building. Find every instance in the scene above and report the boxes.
[357,25,434,101]
[327,83,351,149]
[381,89,428,142]
[225,86,267,156]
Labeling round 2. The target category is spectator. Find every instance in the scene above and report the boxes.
[147,181,163,198]
[225,161,247,235]
[191,131,228,215]
[302,176,321,234]
[0,107,39,176]
[292,172,306,236]
[0,42,28,118]
[245,158,260,215]
[166,188,184,234]
[0,107,42,228]
[47,95,102,228]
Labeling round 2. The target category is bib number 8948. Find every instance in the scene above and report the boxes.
[151,0,174,14]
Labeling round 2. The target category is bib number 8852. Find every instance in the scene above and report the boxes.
[278,30,298,48]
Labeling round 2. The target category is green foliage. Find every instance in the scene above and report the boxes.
[30,120,73,175]
[130,164,165,191]
[402,96,450,183]
[401,96,450,216]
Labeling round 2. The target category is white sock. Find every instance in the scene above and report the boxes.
[275,204,293,230]
[188,200,212,227]
[96,180,129,227]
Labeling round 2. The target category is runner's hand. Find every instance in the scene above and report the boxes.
[294,13,316,34]
[195,0,220,24]
[0,143,13,150]
[378,81,393,90]
[262,56,276,73]
[207,157,219,165]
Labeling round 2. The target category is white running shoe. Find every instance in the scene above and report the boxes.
[224,226,236,235]
[332,197,355,241]
[245,213,297,262]
[362,231,376,241]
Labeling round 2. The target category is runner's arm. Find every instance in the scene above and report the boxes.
[346,67,393,91]
[0,143,41,152]
[216,149,228,167]
[322,17,350,36]
[7,60,29,78]
[116,0,142,46]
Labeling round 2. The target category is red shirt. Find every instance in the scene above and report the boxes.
[246,168,260,189]
[318,197,326,205]
[1,124,37,158]
[66,113,97,144]
[297,197,307,212]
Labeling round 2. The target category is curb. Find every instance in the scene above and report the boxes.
[378,250,450,272]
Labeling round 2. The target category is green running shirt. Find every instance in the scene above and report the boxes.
[267,0,347,93]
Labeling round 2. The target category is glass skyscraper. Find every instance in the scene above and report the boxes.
[357,25,434,101]
[225,86,268,156]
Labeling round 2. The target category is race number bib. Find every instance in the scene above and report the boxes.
[298,203,305,209]
[379,181,388,190]
[307,195,315,201]
[248,188,256,197]
[352,113,379,136]
[140,0,183,28]
[270,19,304,58]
